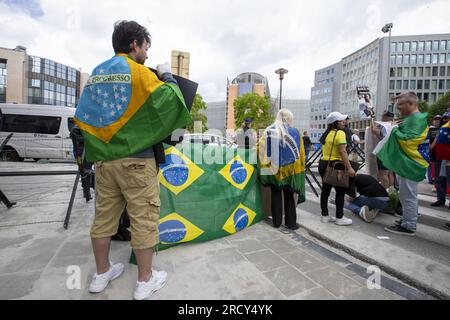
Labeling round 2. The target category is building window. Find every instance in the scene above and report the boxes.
[425,54,431,64]
[411,67,417,77]
[440,53,446,64]
[403,55,410,64]
[397,67,403,77]
[440,66,446,77]
[440,40,447,51]
[439,80,445,90]
[390,80,395,90]
[417,80,423,90]
[432,54,438,64]
[425,41,432,51]
[447,80,450,90]
[430,93,437,103]
[396,55,402,65]
[391,43,396,53]
[410,80,417,90]
[432,41,439,51]
[410,54,417,64]
[424,80,430,90]
[425,67,431,77]
[404,67,410,77]
[396,80,402,90]
[31,56,41,73]
[31,79,40,88]
[398,42,404,52]
[423,93,429,102]
[418,54,424,64]
[390,55,396,64]
[404,42,410,51]
[403,80,409,90]
[411,42,418,51]
[431,80,437,90]
[418,67,424,77]
[447,66,450,77]
[390,68,396,77]
[432,67,438,77]
[418,41,425,51]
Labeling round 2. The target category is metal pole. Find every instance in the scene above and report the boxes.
[387,28,392,112]
[64,171,80,230]
[279,79,283,110]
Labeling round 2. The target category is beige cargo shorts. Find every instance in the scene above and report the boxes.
[91,158,160,250]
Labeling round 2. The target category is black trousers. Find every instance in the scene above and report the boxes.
[319,160,347,219]
[271,186,297,228]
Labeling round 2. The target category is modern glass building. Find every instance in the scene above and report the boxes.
[0,46,87,107]
[226,72,271,129]
[312,33,450,131]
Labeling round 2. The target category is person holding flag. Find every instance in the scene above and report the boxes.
[375,92,429,236]
[74,20,192,300]
[431,112,450,209]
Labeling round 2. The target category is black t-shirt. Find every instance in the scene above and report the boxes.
[303,136,312,149]
[355,174,388,198]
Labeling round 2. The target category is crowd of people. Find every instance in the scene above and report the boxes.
[71,20,450,300]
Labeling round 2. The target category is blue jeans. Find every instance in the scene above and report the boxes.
[435,161,450,203]
[345,196,389,215]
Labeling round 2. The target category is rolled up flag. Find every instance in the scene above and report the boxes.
[74,54,192,162]
[375,113,429,182]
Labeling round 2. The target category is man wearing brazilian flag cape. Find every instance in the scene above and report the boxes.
[74,21,192,300]
[374,92,429,237]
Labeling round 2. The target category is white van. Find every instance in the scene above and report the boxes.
[0,103,76,161]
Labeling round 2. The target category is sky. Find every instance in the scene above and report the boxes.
[1,0,450,102]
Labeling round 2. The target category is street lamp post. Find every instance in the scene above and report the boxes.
[275,68,288,111]
[382,23,393,113]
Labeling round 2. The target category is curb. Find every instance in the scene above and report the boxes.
[298,221,449,300]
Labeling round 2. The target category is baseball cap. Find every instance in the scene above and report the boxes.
[326,112,349,125]
[433,115,442,120]
[443,112,450,119]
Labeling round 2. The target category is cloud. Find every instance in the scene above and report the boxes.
[0,0,449,102]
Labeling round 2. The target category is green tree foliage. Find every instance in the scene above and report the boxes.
[234,93,275,130]
[186,94,208,132]
[428,91,450,121]
[419,101,429,114]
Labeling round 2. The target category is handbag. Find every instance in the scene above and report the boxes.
[323,131,350,188]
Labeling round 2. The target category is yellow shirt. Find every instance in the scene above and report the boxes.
[321,130,347,161]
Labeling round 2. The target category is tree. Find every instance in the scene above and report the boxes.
[186,94,208,132]
[419,101,429,114]
[234,93,274,131]
[429,91,450,120]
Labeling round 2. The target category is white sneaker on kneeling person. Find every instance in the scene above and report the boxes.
[89,262,124,294]
[335,217,353,226]
[133,270,168,300]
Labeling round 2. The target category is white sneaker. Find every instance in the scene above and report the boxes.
[133,270,167,300]
[321,216,337,223]
[335,217,353,226]
[358,206,370,222]
[89,262,124,294]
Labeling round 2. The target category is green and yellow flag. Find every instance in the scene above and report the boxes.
[375,113,429,182]
[130,143,263,264]
[74,54,192,162]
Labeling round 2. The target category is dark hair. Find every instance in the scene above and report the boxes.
[320,122,340,145]
[112,20,151,54]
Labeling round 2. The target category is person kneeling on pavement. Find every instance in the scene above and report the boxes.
[344,174,390,223]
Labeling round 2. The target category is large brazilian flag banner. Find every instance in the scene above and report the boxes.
[130,143,263,264]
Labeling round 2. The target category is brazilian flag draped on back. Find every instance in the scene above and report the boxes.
[258,125,306,203]
[375,113,429,182]
[74,54,192,162]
